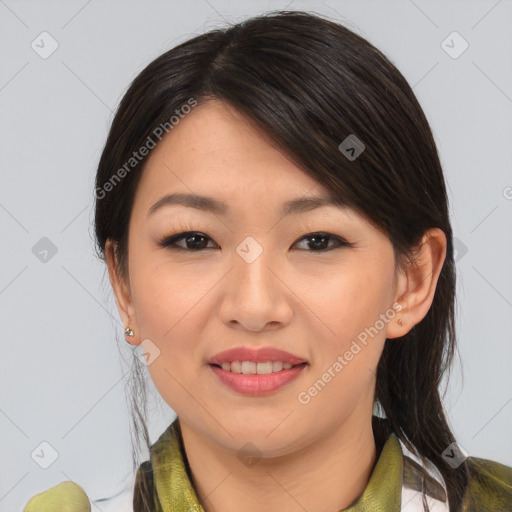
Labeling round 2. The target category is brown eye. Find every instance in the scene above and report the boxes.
[293,232,349,252]
[158,231,351,253]
[158,232,217,251]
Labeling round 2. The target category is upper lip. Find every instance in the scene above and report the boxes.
[208,347,308,366]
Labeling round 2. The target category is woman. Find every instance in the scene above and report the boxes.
[24,10,511,512]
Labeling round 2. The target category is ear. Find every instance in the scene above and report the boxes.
[105,239,140,346]
[386,228,447,339]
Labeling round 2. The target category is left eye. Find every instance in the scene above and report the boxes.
[294,232,349,251]
[158,231,350,252]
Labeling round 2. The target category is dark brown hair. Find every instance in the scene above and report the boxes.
[94,10,467,510]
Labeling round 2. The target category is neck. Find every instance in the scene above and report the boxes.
[178,413,380,512]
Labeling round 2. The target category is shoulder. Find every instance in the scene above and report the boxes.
[23,481,91,512]
[462,456,512,510]
[24,480,136,512]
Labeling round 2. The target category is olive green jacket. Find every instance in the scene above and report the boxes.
[24,416,512,511]
[133,416,512,512]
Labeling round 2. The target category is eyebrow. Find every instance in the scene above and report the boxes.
[147,192,346,218]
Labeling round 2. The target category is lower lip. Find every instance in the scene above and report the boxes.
[209,363,307,396]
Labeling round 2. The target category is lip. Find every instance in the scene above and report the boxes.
[209,363,307,396]
[208,346,308,366]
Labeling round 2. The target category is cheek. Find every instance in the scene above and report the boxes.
[128,255,216,378]
[300,264,392,354]
[130,249,216,336]
[294,263,393,411]
[129,262,208,413]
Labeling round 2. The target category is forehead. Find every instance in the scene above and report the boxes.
[133,99,335,213]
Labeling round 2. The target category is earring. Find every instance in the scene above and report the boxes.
[124,327,134,337]
[397,318,404,327]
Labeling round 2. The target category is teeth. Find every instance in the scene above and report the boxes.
[241,361,257,374]
[219,361,295,374]
[272,361,283,372]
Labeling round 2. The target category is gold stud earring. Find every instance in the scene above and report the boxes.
[124,327,134,337]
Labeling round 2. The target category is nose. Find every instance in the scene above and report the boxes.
[218,243,293,332]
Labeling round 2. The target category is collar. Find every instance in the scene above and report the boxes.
[149,416,448,511]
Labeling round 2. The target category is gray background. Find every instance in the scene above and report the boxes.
[1,0,511,510]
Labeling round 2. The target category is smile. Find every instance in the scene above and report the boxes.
[209,362,308,396]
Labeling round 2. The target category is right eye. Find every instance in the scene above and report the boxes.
[157,231,218,251]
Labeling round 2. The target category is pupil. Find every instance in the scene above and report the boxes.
[189,234,206,249]
[309,235,328,250]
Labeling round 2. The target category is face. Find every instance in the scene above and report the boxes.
[112,99,405,457]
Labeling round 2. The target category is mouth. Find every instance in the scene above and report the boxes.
[209,361,308,375]
[208,346,308,370]
[209,361,308,396]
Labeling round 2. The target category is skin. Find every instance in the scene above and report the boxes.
[106,99,447,512]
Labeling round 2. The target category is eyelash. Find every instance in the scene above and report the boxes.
[157,229,352,253]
